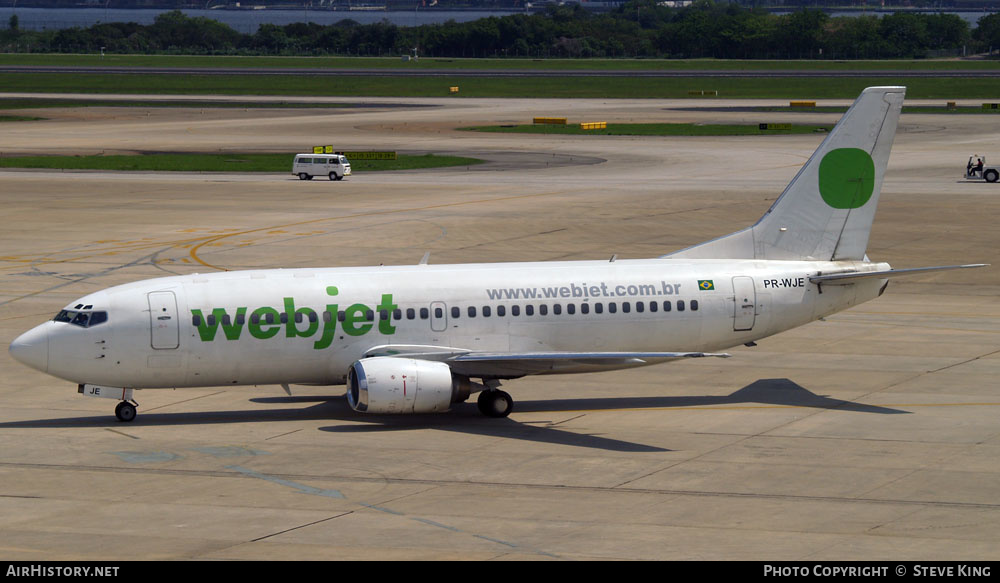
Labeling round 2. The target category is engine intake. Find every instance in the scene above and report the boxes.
[347,357,479,414]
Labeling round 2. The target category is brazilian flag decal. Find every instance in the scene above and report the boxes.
[698,280,715,291]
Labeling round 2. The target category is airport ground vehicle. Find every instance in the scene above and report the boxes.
[964,155,999,182]
[292,153,351,181]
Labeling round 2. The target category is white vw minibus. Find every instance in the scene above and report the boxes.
[292,154,351,181]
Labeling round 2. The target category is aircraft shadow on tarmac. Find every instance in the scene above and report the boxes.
[0,379,906,453]
[512,378,909,416]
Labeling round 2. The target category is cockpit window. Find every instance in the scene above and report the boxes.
[54,309,108,328]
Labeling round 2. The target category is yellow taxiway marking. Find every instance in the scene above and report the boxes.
[187,190,570,271]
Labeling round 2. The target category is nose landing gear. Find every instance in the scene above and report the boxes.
[114,400,138,423]
[79,384,139,422]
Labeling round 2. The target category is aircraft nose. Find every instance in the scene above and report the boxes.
[9,324,49,373]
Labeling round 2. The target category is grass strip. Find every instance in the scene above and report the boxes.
[2,54,1000,72]
[2,72,1000,100]
[464,122,832,136]
[0,152,484,172]
[755,105,1000,114]
[0,97,356,110]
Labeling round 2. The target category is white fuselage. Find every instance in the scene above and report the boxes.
[23,257,887,390]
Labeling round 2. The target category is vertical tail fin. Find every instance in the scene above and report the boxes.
[667,86,905,261]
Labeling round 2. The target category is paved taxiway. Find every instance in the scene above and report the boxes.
[0,95,998,560]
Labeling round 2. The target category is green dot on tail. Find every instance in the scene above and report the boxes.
[818,148,875,209]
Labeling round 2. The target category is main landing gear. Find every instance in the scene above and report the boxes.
[477,389,513,418]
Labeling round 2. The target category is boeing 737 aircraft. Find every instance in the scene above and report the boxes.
[9,86,986,422]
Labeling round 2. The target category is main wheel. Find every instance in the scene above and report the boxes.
[329,172,340,181]
[477,390,513,418]
[298,173,309,180]
[115,401,137,422]
[985,169,998,183]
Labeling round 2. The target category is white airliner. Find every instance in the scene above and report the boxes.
[9,86,986,422]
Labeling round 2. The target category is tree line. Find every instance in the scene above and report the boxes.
[3,2,1000,60]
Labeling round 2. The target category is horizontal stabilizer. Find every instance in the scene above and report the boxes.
[809,263,988,285]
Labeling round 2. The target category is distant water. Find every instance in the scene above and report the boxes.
[0,7,525,33]
[0,6,995,33]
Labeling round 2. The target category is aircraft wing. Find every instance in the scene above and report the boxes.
[809,263,987,285]
[364,345,730,378]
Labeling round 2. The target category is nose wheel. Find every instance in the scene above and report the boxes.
[477,389,513,418]
[115,400,138,422]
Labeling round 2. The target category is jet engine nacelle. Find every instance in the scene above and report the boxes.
[347,357,478,414]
